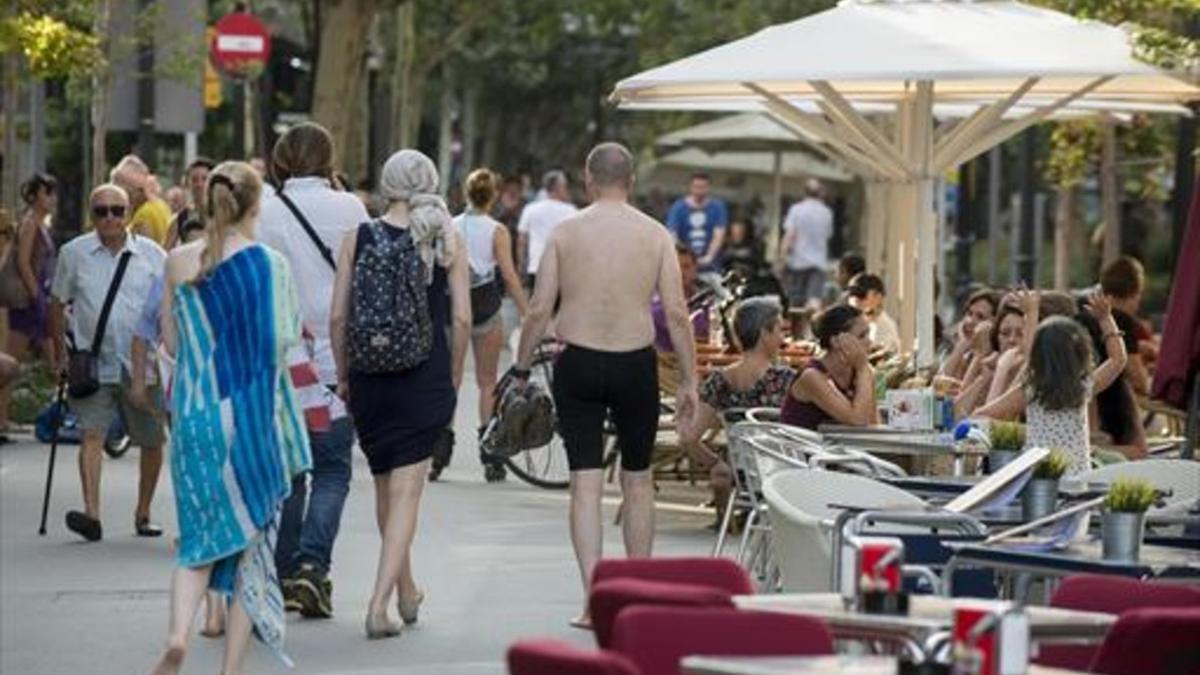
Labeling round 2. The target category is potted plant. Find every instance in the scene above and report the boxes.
[1102,479,1158,562]
[1022,450,1069,521]
[987,421,1025,473]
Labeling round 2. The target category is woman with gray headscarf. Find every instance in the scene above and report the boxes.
[330,149,471,639]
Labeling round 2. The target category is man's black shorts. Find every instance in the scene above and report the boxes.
[551,344,659,472]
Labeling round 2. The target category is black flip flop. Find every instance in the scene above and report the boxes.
[65,511,102,542]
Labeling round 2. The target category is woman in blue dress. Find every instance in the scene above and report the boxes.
[331,149,471,639]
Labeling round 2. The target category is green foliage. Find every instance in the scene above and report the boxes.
[989,421,1026,451]
[8,361,57,425]
[1033,450,1072,480]
[1105,478,1159,513]
[3,11,103,79]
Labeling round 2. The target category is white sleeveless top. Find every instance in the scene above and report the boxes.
[1025,378,1093,475]
[453,211,498,288]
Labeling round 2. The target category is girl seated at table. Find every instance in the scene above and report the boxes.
[975,292,1127,475]
[780,304,876,431]
[679,297,796,511]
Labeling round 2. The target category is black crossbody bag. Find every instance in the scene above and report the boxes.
[68,250,133,399]
[278,191,337,269]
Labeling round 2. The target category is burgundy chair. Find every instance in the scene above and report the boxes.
[591,557,755,595]
[589,578,735,649]
[1088,607,1200,675]
[1036,574,1200,671]
[610,606,834,675]
[507,639,642,675]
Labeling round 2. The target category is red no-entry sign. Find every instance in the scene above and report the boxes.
[212,12,272,75]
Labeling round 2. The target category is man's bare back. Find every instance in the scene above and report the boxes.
[537,201,676,352]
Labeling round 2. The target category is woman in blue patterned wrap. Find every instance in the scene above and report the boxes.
[151,162,311,675]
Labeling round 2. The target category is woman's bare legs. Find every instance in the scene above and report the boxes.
[472,325,504,424]
[200,591,226,638]
[366,461,429,637]
[151,565,213,675]
[219,593,254,675]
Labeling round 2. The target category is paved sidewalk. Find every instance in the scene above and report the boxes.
[1,389,713,674]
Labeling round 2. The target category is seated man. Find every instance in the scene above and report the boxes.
[846,274,900,354]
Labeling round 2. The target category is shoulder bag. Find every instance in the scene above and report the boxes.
[68,250,133,398]
[278,191,336,270]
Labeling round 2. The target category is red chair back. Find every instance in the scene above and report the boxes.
[592,557,755,595]
[507,639,641,675]
[589,578,734,649]
[1089,607,1200,675]
[1037,574,1200,671]
[610,606,834,675]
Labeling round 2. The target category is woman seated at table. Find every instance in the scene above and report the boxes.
[780,304,876,431]
[940,288,1000,381]
[679,297,796,509]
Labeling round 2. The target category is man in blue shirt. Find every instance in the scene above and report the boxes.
[665,173,727,271]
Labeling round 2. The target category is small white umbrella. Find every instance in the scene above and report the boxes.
[654,113,847,259]
[612,0,1199,366]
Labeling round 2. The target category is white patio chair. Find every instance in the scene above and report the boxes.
[763,468,927,592]
[1077,459,1200,526]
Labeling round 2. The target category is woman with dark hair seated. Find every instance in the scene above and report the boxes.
[941,288,1000,381]
[781,304,876,431]
[679,297,796,511]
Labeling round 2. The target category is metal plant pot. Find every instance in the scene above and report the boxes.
[987,449,1019,474]
[1022,478,1059,522]
[1102,511,1145,562]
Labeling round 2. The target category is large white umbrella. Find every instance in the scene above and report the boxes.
[612,0,1199,367]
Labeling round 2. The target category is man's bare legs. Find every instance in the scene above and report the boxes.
[136,445,163,523]
[568,469,605,623]
[366,460,428,637]
[620,469,654,558]
[78,430,105,519]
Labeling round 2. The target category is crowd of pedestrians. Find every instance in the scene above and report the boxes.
[0,121,1168,672]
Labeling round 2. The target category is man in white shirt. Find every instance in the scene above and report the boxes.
[50,183,168,542]
[848,273,902,354]
[778,179,834,307]
[517,170,577,288]
[256,122,369,618]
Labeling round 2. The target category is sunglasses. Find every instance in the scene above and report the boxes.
[92,204,127,219]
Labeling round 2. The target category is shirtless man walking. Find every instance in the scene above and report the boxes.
[513,142,698,621]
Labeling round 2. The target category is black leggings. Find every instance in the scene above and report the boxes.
[552,344,659,472]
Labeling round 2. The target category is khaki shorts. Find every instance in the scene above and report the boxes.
[69,375,166,448]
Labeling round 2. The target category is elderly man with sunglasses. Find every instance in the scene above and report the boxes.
[49,183,168,542]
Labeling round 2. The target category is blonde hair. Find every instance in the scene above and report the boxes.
[378,149,454,276]
[464,168,498,210]
[195,161,261,282]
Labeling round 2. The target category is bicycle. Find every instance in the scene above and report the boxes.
[502,338,619,490]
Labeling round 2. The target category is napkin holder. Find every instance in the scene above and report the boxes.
[840,535,909,615]
[952,601,1030,675]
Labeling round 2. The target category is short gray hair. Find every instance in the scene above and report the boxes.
[733,296,783,351]
[542,169,567,193]
[585,142,634,189]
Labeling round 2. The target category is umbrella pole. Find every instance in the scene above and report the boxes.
[767,150,783,263]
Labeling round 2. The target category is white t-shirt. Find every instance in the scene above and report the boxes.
[783,198,833,271]
[454,211,499,287]
[517,198,577,274]
[257,176,370,385]
[870,310,901,354]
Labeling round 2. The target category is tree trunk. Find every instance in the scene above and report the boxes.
[91,0,114,187]
[462,80,478,170]
[1,54,20,209]
[1100,118,1121,265]
[436,68,455,196]
[390,1,421,149]
[312,0,377,172]
[1053,186,1077,290]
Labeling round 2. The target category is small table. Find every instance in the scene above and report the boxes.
[734,593,1114,661]
[682,654,1088,674]
[818,426,988,476]
[943,540,1200,598]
